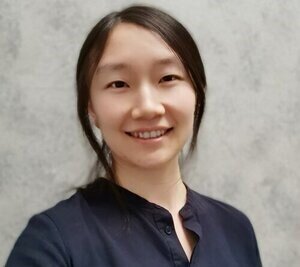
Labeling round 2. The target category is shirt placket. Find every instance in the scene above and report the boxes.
[153,207,190,267]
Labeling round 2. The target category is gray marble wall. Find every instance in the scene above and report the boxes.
[1,0,299,266]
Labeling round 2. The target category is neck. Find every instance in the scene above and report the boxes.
[112,157,187,214]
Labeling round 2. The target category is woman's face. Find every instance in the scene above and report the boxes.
[89,22,195,170]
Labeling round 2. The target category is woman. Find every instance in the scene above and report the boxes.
[6,5,262,267]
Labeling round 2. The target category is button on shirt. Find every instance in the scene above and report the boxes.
[5,177,262,267]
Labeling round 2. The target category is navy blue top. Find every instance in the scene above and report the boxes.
[6,177,262,267]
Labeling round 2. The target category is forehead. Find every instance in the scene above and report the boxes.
[99,22,180,67]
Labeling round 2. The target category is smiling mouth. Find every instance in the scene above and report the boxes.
[125,127,174,140]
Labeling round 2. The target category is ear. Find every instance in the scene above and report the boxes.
[88,101,97,125]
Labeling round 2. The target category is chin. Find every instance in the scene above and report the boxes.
[131,154,177,169]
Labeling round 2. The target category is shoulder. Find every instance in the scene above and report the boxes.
[6,178,120,267]
[189,189,262,265]
[5,191,88,267]
[189,188,255,235]
[36,178,114,230]
[190,188,250,220]
[42,190,88,228]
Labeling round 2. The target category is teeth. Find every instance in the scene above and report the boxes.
[130,129,167,139]
[140,132,149,138]
[150,131,156,138]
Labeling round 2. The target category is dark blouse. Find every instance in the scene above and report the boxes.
[5,177,262,267]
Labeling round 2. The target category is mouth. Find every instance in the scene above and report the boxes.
[125,127,174,140]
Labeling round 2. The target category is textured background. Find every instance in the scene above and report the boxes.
[1,0,299,266]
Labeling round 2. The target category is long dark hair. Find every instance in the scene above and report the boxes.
[75,5,207,220]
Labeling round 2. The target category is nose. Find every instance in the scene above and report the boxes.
[131,84,165,120]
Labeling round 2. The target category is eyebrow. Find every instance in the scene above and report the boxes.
[96,63,127,74]
[95,56,181,75]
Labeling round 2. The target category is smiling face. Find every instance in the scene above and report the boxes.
[88,22,196,171]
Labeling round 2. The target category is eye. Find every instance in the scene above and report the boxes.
[159,75,180,83]
[107,80,128,89]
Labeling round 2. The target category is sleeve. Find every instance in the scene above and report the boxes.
[5,213,70,267]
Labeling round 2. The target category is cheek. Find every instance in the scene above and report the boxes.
[170,86,196,128]
[91,95,125,129]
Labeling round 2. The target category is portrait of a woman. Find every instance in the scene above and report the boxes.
[5,5,262,267]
